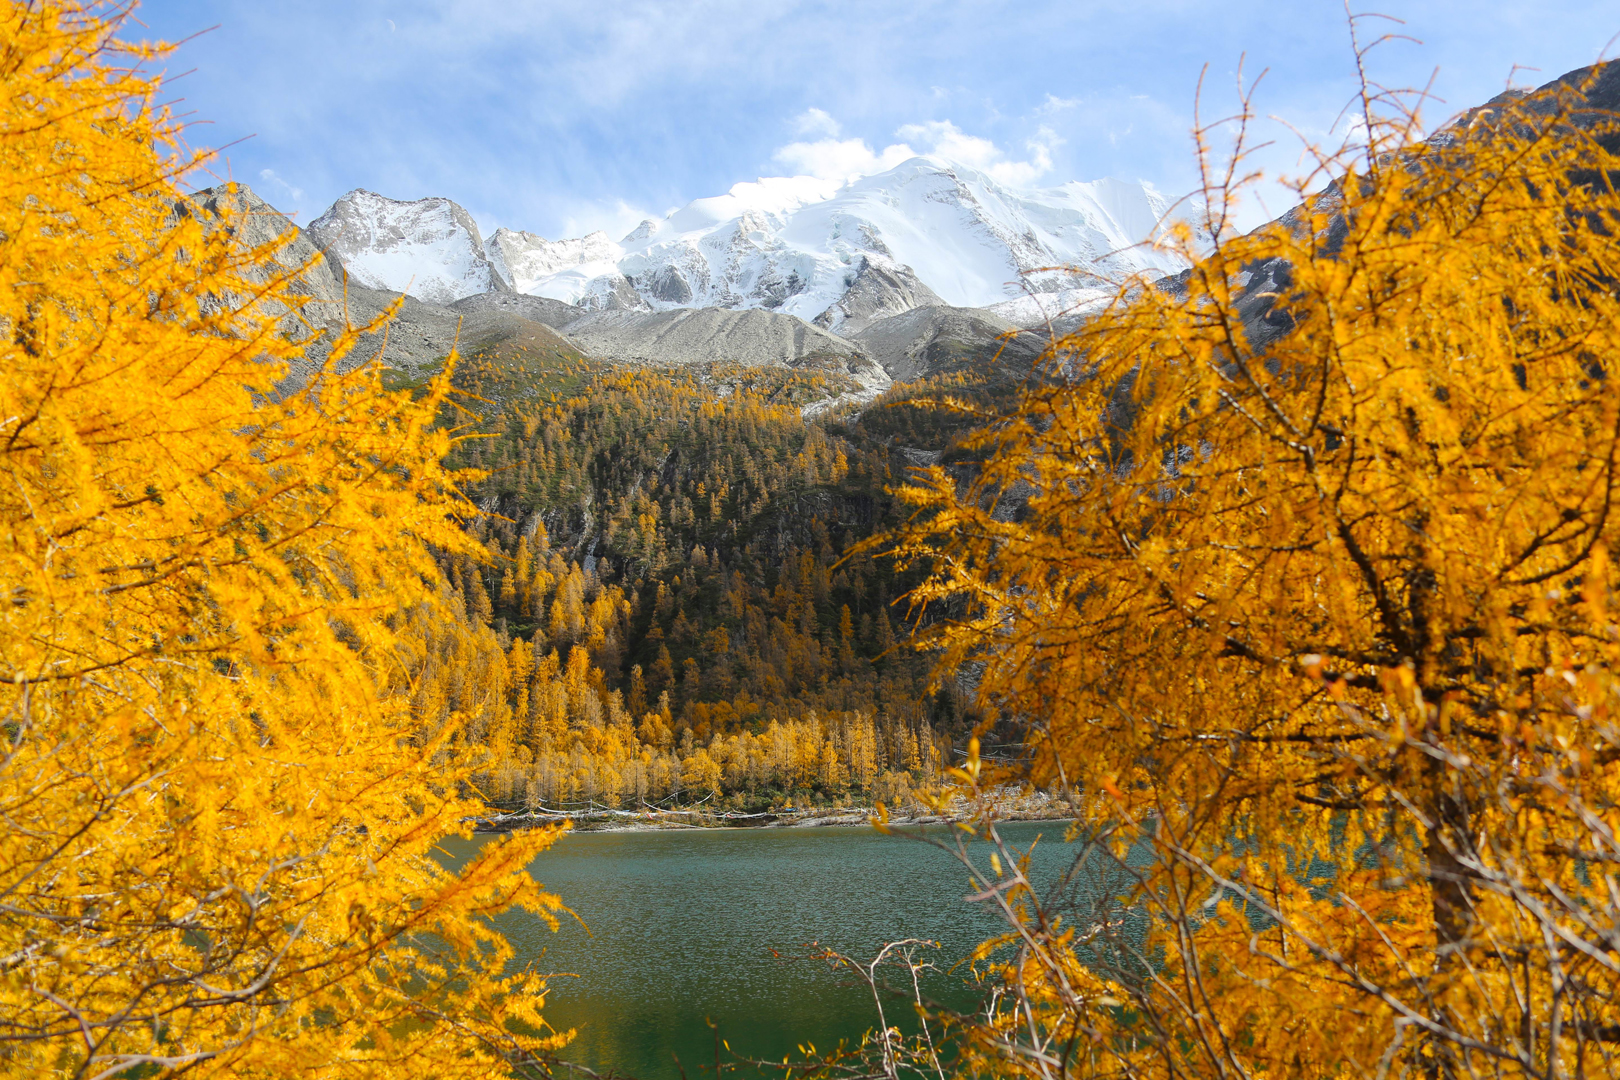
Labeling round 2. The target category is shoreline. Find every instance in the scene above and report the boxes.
[471,793,1080,833]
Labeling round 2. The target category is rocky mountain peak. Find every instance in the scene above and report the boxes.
[306,158,1189,328]
[812,255,945,336]
[306,189,509,306]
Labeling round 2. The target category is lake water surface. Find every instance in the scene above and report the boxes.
[444,821,1084,1080]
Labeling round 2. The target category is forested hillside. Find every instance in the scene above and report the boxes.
[406,341,1021,812]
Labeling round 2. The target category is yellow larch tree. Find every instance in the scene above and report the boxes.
[889,62,1620,1076]
[0,4,567,1077]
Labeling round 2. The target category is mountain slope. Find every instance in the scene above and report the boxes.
[812,256,945,336]
[184,183,349,343]
[854,305,1044,382]
[446,291,589,329]
[561,307,855,364]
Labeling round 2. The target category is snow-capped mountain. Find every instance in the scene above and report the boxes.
[310,157,1190,325]
[509,157,1188,327]
[307,190,509,306]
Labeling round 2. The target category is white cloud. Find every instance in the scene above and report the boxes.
[793,107,841,137]
[1336,113,1372,142]
[894,120,1060,186]
[771,136,916,182]
[771,114,1061,187]
[894,120,997,167]
[1036,93,1082,115]
[258,168,304,203]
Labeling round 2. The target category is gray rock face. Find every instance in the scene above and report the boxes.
[185,183,349,328]
[638,265,694,304]
[561,307,862,366]
[592,272,653,312]
[184,183,392,385]
[812,256,944,336]
[307,190,511,305]
[853,305,1045,382]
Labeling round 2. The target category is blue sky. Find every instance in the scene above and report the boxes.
[136,1,1619,239]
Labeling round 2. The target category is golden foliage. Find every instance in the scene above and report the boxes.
[889,65,1620,1075]
[0,5,567,1076]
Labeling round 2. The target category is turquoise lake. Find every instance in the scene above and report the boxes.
[442,821,1095,1080]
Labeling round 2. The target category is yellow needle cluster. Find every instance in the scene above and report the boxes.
[0,4,567,1077]
[890,67,1620,1075]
